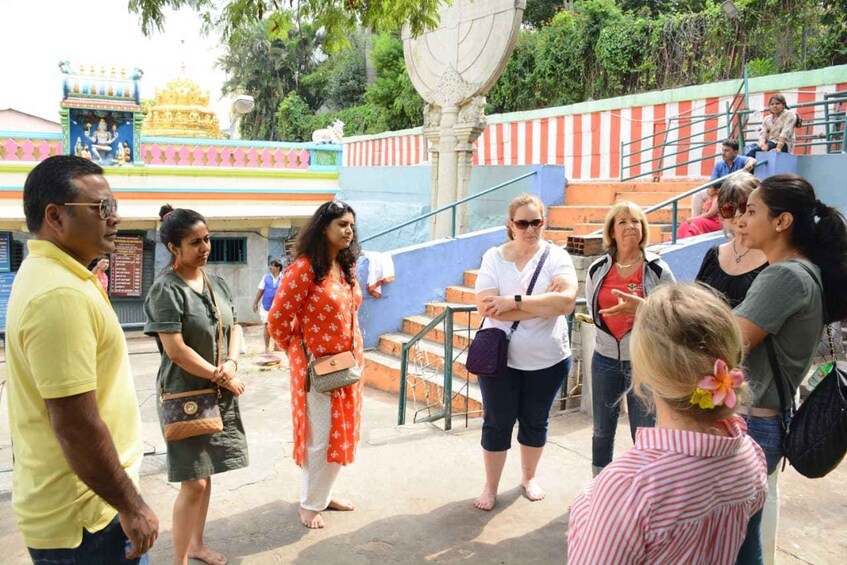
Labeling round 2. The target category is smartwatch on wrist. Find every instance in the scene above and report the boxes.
[514,295,522,310]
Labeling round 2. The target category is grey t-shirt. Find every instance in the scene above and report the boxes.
[734,259,823,409]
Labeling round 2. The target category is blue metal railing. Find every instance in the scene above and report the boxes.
[360,170,538,245]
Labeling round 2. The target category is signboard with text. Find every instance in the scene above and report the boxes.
[110,236,144,298]
[0,272,15,331]
[0,233,10,273]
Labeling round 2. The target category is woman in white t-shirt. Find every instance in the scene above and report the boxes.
[472,193,578,511]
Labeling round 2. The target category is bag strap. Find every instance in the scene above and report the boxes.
[765,336,795,418]
[506,242,551,334]
[202,271,225,367]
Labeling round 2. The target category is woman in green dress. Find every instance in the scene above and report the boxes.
[144,205,248,565]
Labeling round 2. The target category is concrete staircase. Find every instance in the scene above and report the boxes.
[547,180,705,245]
[364,269,485,420]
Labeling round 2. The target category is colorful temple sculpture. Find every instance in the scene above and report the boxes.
[59,61,144,166]
[142,70,223,139]
[0,60,342,329]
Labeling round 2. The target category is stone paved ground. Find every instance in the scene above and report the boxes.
[0,325,845,564]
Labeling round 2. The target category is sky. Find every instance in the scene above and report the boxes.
[0,0,233,127]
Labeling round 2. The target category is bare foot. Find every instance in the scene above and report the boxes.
[299,507,325,529]
[521,480,545,502]
[473,489,497,511]
[188,545,228,565]
[327,498,354,511]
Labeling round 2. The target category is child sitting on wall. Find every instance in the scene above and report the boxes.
[567,283,767,564]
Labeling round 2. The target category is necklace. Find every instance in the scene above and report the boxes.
[615,253,643,270]
[731,240,752,264]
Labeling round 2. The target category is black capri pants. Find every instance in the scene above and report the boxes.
[478,357,571,451]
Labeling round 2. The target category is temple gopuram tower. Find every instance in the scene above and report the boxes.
[142,70,223,139]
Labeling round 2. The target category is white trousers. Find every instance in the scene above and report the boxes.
[762,470,779,565]
[300,387,341,511]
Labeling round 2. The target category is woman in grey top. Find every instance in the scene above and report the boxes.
[732,175,847,564]
[144,205,248,565]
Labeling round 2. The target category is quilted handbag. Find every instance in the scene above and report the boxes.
[466,243,550,378]
[162,388,224,441]
[160,271,225,442]
[466,327,510,378]
[770,324,847,478]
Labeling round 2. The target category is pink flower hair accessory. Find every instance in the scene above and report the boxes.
[690,359,744,409]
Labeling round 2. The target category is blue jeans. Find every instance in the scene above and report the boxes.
[478,357,571,451]
[28,515,149,565]
[746,140,789,158]
[591,352,655,469]
[735,414,785,565]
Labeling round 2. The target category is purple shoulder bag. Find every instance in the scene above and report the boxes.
[466,244,550,378]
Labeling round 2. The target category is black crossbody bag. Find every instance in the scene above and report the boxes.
[466,243,550,378]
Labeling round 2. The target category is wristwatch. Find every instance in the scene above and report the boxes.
[514,295,522,310]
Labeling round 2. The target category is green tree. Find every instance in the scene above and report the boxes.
[217,14,323,140]
[523,0,566,28]
[365,33,424,131]
[275,92,313,140]
[129,0,444,52]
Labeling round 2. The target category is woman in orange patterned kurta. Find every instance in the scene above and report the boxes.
[268,200,364,529]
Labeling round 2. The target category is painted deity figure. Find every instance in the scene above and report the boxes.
[114,142,126,165]
[84,118,119,163]
[74,137,82,157]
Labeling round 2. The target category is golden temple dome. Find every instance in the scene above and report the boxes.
[142,72,223,138]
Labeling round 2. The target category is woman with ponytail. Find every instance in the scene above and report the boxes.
[731,174,847,564]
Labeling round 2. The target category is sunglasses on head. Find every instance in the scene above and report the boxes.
[62,197,118,220]
[719,201,748,219]
[513,218,544,230]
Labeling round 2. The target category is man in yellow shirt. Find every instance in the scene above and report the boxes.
[6,155,159,562]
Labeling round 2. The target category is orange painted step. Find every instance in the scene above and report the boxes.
[463,270,479,288]
[622,181,705,192]
[615,191,693,207]
[363,350,483,415]
[377,332,476,382]
[565,184,618,206]
[402,315,475,349]
[426,302,482,328]
[550,206,675,227]
[445,285,476,305]
[545,229,572,246]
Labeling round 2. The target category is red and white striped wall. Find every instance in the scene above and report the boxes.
[343,71,847,181]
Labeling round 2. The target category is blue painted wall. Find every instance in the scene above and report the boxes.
[341,164,565,252]
[753,151,799,179]
[357,227,507,348]
[797,154,847,212]
[657,234,726,282]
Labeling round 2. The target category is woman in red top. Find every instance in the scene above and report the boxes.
[268,200,363,529]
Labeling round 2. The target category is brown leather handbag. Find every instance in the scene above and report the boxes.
[301,278,361,394]
[161,272,226,441]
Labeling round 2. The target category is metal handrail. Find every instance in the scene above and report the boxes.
[360,170,538,245]
[397,298,588,430]
[622,68,749,182]
[398,305,476,430]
